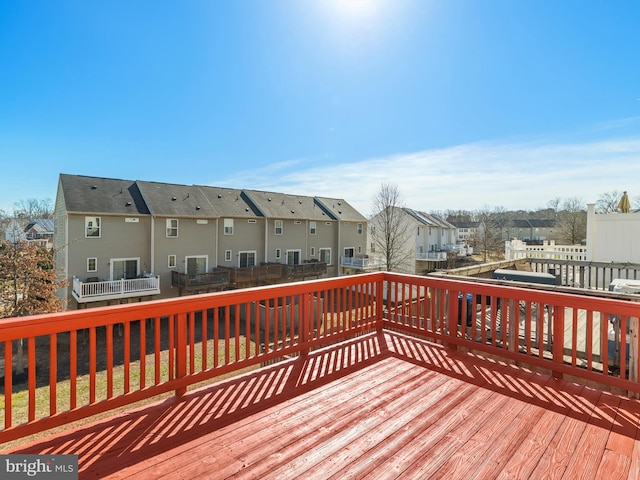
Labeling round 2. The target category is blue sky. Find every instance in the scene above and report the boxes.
[1,0,639,216]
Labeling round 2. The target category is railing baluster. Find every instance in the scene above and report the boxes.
[50,333,57,415]
[28,337,36,422]
[124,321,130,394]
[89,328,96,404]
[4,340,12,429]
[106,324,113,399]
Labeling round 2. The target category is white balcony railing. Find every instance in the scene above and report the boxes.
[505,239,588,262]
[72,276,161,303]
[415,251,448,261]
[340,256,381,269]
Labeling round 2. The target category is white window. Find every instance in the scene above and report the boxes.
[168,255,176,268]
[275,248,281,260]
[357,223,363,234]
[370,242,376,253]
[286,249,301,265]
[225,250,232,262]
[224,218,234,235]
[275,220,283,235]
[85,217,101,237]
[239,251,257,268]
[186,255,207,274]
[319,248,331,265]
[87,257,97,272]
[358,246,362,254]
[166,219,178,237]
[309,221,316,235]
[310,247,315,256]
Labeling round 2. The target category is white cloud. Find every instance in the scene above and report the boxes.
[221,135,640,216]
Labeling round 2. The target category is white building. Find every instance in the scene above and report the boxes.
[585,203,640,263]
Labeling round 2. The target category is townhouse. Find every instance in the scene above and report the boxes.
[367,207,459,275]
[54,174,367,308]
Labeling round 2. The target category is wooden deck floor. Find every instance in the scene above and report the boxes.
[5,331,640,479]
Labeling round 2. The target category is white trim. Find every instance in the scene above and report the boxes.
[85,216,101,238]
[166,218,178,238]
[238,250,257,268]
[87,257,97,272]
[109,257,140,280]
[185,255,208,274]
[285,249,302,265]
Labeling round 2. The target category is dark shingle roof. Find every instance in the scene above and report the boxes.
[136,181,217,217]
[243,190,333,220]
[198,186,262,218]
[59,174,150,215]
[58,175,366,223]
[314,197,366,222]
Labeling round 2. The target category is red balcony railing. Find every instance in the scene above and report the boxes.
[2,272,640,445]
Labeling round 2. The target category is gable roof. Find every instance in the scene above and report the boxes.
[403,208,456,229]
[25,218,54,233]
[243,190,334,221]
[198,186,262,218]
[57,174,367,223]
[314,197,366,222]
[136,181,217,217]
[59,174,150,215]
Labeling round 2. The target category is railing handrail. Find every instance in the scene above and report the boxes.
[4,271,640,444]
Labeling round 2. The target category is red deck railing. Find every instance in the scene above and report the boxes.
[1,272,640,445]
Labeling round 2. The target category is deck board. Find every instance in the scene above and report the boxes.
[5,331,640,479]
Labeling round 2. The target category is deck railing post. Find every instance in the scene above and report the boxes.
[552,305,564,379]
[630,316,639,399]
[376,278,384,332]
[300,292,311,354]
[447,290,458,350]
[175,312,187,396]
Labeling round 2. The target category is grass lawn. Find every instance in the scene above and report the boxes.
[1,336,258,451]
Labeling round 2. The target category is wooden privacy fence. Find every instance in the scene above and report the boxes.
[2,272,640,444]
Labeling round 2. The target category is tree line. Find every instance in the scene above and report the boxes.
[369,184,636,270]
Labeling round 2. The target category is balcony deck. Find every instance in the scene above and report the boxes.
[72,276,161,304]
[6,331,640,479]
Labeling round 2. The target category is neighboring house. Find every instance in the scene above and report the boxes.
[367,207,459,275]
[313,196,369,276]
[54,174,367,308]
[4,218,54,248]
[24,219,55,248]
[501,219,557,244]
[450,221,480,245]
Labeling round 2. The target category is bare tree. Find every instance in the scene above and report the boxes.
[472,206,506,262]
[369,183,414,273]
[557,197,587,244]
[596,190,622,213]
[13,198,54,219]
[547,197,561,219]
